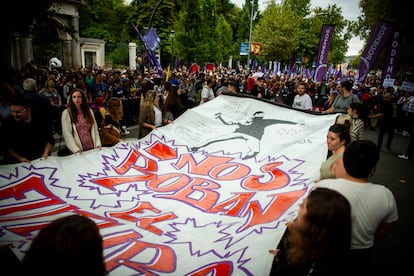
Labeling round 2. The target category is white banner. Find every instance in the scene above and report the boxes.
[0,94,337,275]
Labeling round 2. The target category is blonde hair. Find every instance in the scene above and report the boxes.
[106,97,123,122]
[335,114,353,129]
[142,90,158,108]
[43,79,56,93]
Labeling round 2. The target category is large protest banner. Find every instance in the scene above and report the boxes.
[0,94,337,275]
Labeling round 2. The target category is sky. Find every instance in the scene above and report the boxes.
[230,0,364,56]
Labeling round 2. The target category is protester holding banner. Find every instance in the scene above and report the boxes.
[316,140,399,275]
[269,187,351,276]
[138,90,163,139]
[2,96,55,164]
[292,82,313,111]
[21,214,107,276]
[317,123,351,181]
[61,89,102,154]
[323,80,360,114]
[162,84,186,122]
[200,78,215,104]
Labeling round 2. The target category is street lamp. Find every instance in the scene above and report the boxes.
[247,1,254,72]
[170,30,175,70]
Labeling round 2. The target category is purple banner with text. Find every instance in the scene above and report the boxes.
[313,25,335,82]
[358,20,394,83]
[381,29,402,83]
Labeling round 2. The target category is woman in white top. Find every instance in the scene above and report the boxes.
[200,79,215,104]
[61,88,101,154]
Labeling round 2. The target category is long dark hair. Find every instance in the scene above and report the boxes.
[162,84,185,119]
[285,188,351,274]
[67,88,94,124]
[22,214,107,276]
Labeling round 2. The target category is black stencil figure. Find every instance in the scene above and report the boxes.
[191,111,297,159]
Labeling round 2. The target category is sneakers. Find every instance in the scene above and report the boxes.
[398,154,409,160]
[121,126,130,136]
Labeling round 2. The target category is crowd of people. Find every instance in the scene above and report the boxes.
[0,61,409,274]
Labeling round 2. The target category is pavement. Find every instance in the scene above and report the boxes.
[24,125,414,274]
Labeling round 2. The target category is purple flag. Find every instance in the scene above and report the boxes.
[143,27,160,52]
[314,25,335,82]
[358,20,394,83]
[336,65,342,80]
[252,58,258,71]
[381,29,402,83]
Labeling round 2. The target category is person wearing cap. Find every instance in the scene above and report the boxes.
[250,76,266,97]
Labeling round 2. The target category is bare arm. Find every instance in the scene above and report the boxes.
[375,221,396,240]
[215,112,234,125]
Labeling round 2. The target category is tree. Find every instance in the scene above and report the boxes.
[252,1,300,63]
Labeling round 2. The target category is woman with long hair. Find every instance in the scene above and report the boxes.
[269,187,352,276]
[317,123,351,181]
[22,214,107,276]
[138,90,163,139]
[61,88,101,154]
[101,97,123,147]
[162,84,186,122]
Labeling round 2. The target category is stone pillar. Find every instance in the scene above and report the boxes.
[71,15,81,70]
[62,39,72,70]
[129,42,137,70]
[21,36,33,67]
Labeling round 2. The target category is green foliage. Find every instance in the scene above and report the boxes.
[106,43,129,67]
[253,2,300,63]
[20,0,413,77]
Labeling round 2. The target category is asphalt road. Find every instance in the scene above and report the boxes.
[49,125,413,274]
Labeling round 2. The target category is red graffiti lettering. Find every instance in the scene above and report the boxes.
[112,149,157,175]
[0,174,66,216]
[238,188,307,231]
[104,230,176,274]
[187,261,233,276]
[242,162,290,191]
[208,192,255,216]
[145,140,178,160]
[158,177,220,210]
